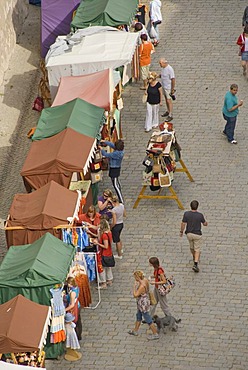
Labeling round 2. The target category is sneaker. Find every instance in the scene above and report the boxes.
[128,330,138,336]
[114,255,123,259]
[147,334,159,340]
[165,115,173,122]
[161,111,169,117]
[230,140,237,144]
[192,265,200,273]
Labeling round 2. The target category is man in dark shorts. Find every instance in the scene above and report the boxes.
[180,200,208,273]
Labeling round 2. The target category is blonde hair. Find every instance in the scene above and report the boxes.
[133,270,145,280]
[99,219,110,235]
[112,195,118,203]
[103,189,113,198]
[149,71,158,80]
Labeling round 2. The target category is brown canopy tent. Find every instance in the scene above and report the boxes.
[5,180,80,247]
[20,127,96,192]
[0,294,50,354]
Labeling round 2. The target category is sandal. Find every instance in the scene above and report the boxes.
[128,330,138,336]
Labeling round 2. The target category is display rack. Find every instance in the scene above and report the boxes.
[133,126,194,209]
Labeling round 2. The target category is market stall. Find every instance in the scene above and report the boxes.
[21,128,96,191]
[5,180,81,247]
[32,98,105,141]
[0,294,50,367]
[52,69,117,111]
[0,233,76,359]
[41,0,80,58]
[45,26,139,98]
[133,123,194,209]
[70,0,139,30]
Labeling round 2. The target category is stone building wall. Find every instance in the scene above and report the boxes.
[0,0,28,85]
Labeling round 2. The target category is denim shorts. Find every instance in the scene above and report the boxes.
[241,51,248,61]
[136,309,153,325]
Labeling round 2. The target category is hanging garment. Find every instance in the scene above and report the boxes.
[84,254,96,282]
[75,273,92,308]
[50,286,65,317]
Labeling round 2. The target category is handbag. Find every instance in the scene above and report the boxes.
[149,24,158,39]
[143,155,154,168]
[159,172,171,187]
[101,255,115,267]
[157,276,176,296]
[149,291,157,305]
[91,170,103,184]
[32,96,44,112]
[93,149,102,163]
[142,93,147,104]
[151,176,160,187]
[142,170,153,185]
[90,162,101,172]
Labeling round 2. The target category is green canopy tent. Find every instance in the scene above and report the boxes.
[0,233,75,359]
[32,97,105,141]
[71,0,139,29]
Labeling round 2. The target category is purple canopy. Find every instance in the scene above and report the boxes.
[41,0,80,58]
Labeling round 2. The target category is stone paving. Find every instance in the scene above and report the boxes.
[0,1,248,369]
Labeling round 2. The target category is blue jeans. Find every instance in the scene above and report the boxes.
[223,113,237,142]
[136,309,153,325]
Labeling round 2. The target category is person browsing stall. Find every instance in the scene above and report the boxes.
[99,140,125,204]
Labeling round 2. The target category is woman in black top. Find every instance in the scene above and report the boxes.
[144,72,163,132]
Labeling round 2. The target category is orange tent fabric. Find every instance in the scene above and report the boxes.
[5,181,79,247]
[0,294,50,353]
[52,69,114,110]
[21,128,96,191]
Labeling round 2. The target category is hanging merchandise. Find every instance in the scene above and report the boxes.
[91,170,103,184]
[93,149,102,163]
[159,171,171,187]
[90,162,101,172]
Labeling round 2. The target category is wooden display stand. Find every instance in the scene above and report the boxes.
[133,184,184,210]
[175,158,194,182]
[133,156,193,210]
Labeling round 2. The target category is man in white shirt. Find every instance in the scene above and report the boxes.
[159,58,176,121]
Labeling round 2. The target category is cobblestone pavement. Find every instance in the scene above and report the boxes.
[1,1,248,370]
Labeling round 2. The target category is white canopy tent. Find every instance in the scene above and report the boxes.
[46,27,139,98]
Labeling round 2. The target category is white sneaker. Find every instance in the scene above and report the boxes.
[114,255,123,259]
[230,140,237,144]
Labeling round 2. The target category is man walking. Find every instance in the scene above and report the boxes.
[222,84,243,144]
[180,200,208,273]
[159,58,175,122]
[100,140,124,204]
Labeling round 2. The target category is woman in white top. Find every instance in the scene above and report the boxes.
[111,195,126,259]
[147,0,162,47]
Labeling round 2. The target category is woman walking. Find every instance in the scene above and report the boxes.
[149,257,171,317]
[128,270,159,340]
[144,72,163,132]
[237,26,248,78]
[147,0,162,46]
[111,195,126,259]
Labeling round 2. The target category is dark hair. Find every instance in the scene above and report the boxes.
[244,25,248,34]
[190,200,199,210]
[135,22,143,31]
[115,140,124,151]
[149,257,160,268]
[140,33,148,41]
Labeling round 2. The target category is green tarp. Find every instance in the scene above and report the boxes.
[32,98,105,141]
[71,0,139,29]
[0,233,75,359]
[0,233,75,304]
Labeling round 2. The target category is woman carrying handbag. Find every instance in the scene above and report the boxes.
[128,270,159,340]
